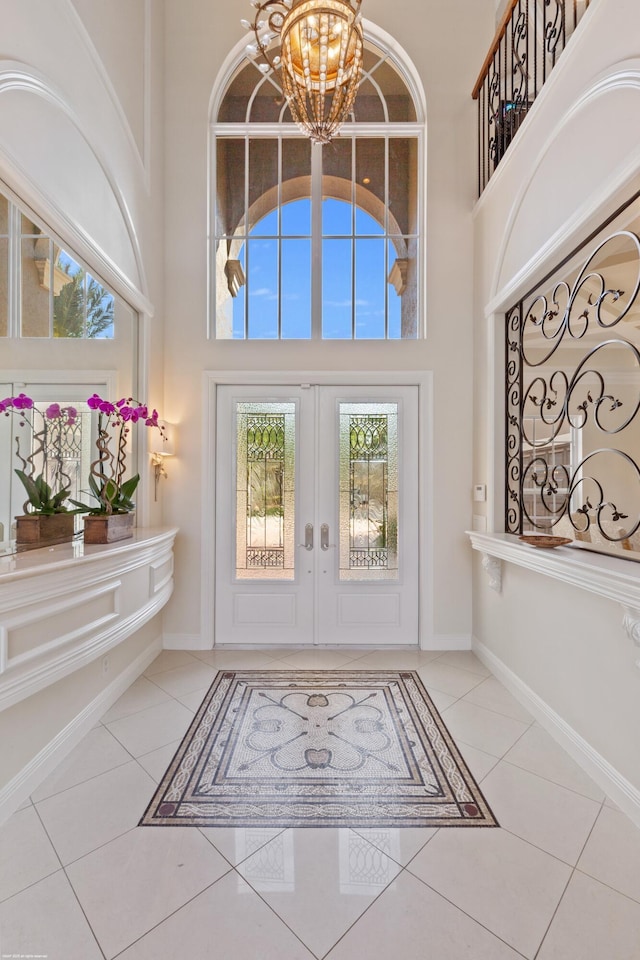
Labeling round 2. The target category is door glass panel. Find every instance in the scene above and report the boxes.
[338,402,399,581]
[236,402,296,580]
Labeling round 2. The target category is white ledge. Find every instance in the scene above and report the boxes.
[468,531,640,607]
[0,527,178,710]
[468,531,640,666]
[0,526,178,583]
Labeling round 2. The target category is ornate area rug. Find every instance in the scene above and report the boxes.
[140,670,498,829]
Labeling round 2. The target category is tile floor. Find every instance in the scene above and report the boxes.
[2,647,640,959]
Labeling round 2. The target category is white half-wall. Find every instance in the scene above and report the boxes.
[471,0,640,825]
[473,635,640,830]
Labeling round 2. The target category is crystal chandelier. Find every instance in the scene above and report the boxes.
[242,0,364,144]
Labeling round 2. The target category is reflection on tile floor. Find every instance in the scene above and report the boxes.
[1,647,640,960]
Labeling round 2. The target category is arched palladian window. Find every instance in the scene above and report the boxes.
[211,32,423,339]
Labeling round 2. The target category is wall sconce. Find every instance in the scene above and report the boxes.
[150,421,176,501]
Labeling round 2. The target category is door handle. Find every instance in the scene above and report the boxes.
[299,523,314,550]
[320,523,334,551]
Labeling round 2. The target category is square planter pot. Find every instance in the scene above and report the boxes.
[15,512,75,546]
[83,512,135,544]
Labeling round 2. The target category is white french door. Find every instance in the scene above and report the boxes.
[215,384,419,646]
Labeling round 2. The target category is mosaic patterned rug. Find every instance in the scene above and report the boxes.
[140,670,498,829]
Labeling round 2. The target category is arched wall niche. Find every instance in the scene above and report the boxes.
[0,62,150,314]
[493,64,640,307]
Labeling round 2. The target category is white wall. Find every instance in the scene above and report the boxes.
[0,0,166,811]
[0,0,166,508]
[472,0,640,805]
[161,0,495,649]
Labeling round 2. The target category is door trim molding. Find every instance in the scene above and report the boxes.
[202,370,434,650]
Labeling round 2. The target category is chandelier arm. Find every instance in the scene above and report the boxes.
[247,0,290,73]
[246,0,364,143]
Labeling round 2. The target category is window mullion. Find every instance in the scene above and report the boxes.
[8,202,20,338]
[384,136,389,339]
[311,142,323,340]
[244,137,250,339]
[278,138,283,339]
[351,136,357,339]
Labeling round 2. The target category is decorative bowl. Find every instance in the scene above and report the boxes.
[518,534,572,549]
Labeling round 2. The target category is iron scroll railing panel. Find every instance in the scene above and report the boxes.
[473,0,592,194]
[505,206,640,560]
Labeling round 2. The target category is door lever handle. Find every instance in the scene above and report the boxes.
[299,523,314,550]
[320,523,334,551]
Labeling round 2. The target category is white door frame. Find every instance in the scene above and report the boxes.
[202,370,434,650]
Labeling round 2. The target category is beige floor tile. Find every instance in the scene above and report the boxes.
[106,698,194,757]
[434,650,491,676]
[0,870,103,959]
[117,870,315,959]
[577,804,640,903]
[350,649,442,669]
[503,725,605,802]
[349,825,438,866]
[101,675,172,723]
[191,649,283,668]
[31,725,132,802]
[482,760,601,864]
[462,675,534,723]
[454,740,501,782]
[144,650,201,676]
[35,760,156,865]
[537,871,640,960]
[0,805,60,901]
[277,648,364,669]
[136,739,183,782]
[439,699,530,757]
[325,869,523,960]
[417,660,486,698]
[175,686,210,711]
[12,648,629,960]
[146,660,218,698]
[425,687,458,712]
[199,825,287,866]
[408,825,572,958]
[67,826,231,958]
[236,828,401,957]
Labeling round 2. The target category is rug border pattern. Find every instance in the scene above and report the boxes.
[139,670,499,829]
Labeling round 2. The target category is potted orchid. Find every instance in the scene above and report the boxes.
[70,393,165,543]
[0,393,78,545]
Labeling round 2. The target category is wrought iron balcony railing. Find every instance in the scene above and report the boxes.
[473,0,592,194]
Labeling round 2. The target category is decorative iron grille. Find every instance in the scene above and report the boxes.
[473,0,593,194]
[246,413,286,569]
[505,219,640,557]
[246,547,285,567]
[43,417,84,502]
[348,414,390,570]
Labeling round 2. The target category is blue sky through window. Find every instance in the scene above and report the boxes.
[233,198,401,339]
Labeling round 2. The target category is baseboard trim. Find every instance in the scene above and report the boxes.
[162,633,206,650]
[430,634,472,651]
[472,636,640,829]
[0,634,162,826]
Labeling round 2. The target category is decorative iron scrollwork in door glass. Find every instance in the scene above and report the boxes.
[506,203,640,559]
[236,402,296,580]
[339,402,399,580]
